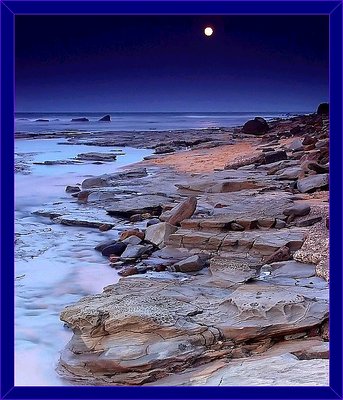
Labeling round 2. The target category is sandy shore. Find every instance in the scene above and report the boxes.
[145,142,256,173]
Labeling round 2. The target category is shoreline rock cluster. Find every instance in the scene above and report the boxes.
[18,106,330,386]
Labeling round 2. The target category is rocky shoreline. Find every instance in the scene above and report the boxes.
[16,108,329,386]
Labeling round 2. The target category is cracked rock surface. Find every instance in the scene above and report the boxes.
[59,257,328,385]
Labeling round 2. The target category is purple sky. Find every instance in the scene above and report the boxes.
[15,15,329,112]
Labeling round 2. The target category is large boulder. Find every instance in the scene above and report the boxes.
[95,239,118,252]
[297,174,329,193]
[283,203,311,217]
[101,241,127,257]
[171,254,210,273]
[81,177,108,189]
[287,139,303,152]
[276,166,303,180]
[145,222,178,248]
[306,162,329,174]
[162,197,197,226]
[260,150,287,165]
[242,117,269,135]
[120,244,151,260]
[317,103,329,115]
[99,114,111,122]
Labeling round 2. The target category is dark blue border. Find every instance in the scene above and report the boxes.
[328,3,343,399]
[1,1,342,399]
[1,1,341,14]
[1,0,15,398]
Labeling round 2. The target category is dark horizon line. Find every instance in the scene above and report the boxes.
[15,110,315,114]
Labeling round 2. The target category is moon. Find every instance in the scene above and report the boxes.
[204,27,213,37]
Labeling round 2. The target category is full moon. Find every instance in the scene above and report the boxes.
[204,27,213,37]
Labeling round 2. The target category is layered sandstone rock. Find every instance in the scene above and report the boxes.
[59,258,328,385]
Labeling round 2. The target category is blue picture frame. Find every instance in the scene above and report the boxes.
[1,1,342,399]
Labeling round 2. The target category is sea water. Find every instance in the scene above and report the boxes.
[15,111,302,134]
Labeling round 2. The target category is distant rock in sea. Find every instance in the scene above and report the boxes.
[242,117,269,135]
[71,117,89,122]
[99,114,111,122]
[35,119,49,122]
[317,103,329,115]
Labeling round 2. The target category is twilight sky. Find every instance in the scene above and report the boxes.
[15,15,329,112]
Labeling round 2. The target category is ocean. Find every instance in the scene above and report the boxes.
[15,111,305,134]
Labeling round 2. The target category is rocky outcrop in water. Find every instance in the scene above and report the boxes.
[71,117,89,122]
[317,103,329,115]
[242,117,269,135]
[99,114,111,122]
[76,152,118,162]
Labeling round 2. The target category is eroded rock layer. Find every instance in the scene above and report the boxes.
[59,258,328,385]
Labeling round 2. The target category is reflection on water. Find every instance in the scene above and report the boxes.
[15,138,152,386]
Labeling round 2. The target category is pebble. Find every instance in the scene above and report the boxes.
[231,222,245,231]
[129,214,143,222]
[120,229,145,241]
[302,135,317,146]
[141,213,152,219]
[118,266,138,276]
[99,224,112,232]
[110,261,125,269]
[147,218,161,227]
[122,236,142,246]
[65,185,81,193]
[275,219,287,229]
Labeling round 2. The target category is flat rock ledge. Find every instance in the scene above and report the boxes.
[58,258,328,386]
[145,353,329,386]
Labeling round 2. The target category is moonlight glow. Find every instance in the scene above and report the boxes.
[204,27,213,37]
